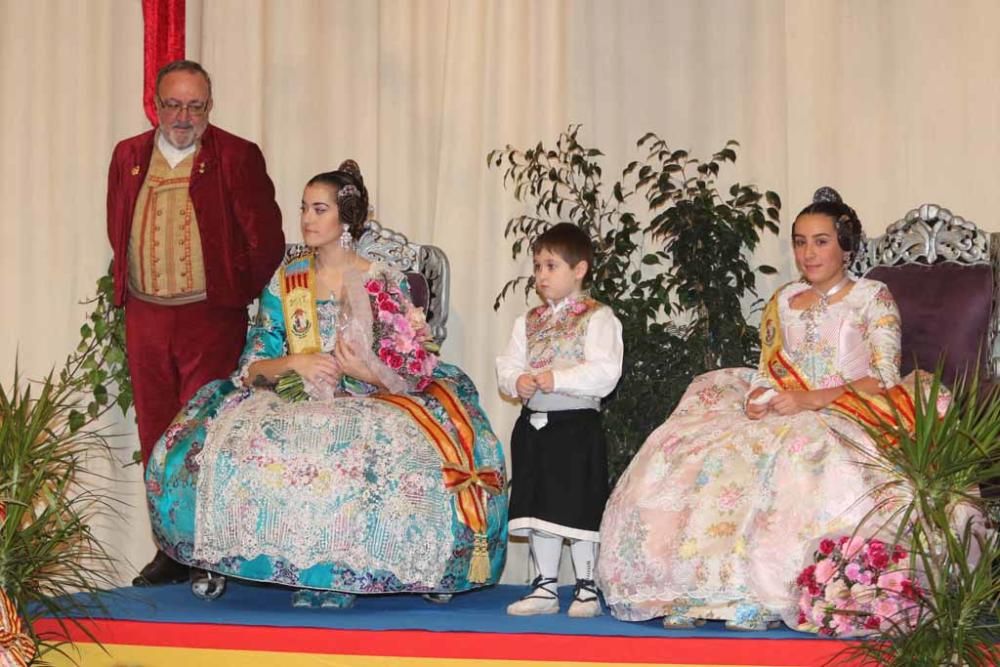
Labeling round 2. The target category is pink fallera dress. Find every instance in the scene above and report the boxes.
[597,278,908,627]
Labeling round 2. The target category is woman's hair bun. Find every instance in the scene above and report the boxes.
[337,159,363,185]
[812,186,842,205]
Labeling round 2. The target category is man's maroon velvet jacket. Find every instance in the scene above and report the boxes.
[106,124,285,308]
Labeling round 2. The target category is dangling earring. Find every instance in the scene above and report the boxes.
[339,225,354,250]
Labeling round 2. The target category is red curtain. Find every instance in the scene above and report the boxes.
[142,0,186,126]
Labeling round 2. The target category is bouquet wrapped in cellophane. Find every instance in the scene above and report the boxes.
[276,269,438,401]
[794,535,922,637]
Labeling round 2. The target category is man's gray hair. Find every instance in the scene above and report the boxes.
[156,60,213,99]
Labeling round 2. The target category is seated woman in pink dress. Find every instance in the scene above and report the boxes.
[597,187,923,631]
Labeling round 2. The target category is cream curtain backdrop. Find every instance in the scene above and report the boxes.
[3,0,1000,587]
[0,0,154,585]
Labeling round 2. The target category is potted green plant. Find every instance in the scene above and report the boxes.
[488,125,780,478]
[1,270,132,663]
[835,371,1000,666]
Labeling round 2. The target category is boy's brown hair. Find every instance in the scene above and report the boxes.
[532,223,595,285]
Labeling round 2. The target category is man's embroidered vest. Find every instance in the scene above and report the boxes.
[127,147,206,303]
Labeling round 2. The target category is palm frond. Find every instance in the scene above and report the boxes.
[830,365,1000,665]
[1,356,123,662]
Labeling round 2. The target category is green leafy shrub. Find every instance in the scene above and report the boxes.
[489,125,780,479]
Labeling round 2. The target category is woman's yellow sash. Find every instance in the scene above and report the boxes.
[759,293,916,436]
[279,254,323,354]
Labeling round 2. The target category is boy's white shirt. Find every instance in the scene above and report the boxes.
[495,296,624,403]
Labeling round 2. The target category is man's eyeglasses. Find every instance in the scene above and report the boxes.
[158,99,210,116]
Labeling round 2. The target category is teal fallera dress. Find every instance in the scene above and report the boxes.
[145,262,508,594]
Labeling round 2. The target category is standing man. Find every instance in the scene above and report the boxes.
[107,60,285,586]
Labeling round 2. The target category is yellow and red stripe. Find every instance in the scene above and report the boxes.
[34,618,861,667]
[373,380,503,582]
[0,589,34,667]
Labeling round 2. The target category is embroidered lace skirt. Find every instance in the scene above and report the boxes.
[596,367,893,625]
[145,363,507,593]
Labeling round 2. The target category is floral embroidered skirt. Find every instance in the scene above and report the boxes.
[596,368,892,627]
[145,363,508,594]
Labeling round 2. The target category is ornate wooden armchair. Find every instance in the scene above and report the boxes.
[284,220,451,344]
[850,204,1000,387]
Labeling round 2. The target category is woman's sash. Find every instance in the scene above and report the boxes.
[280,254,323,354]
[374,380,503,584]
[759,294,916,435]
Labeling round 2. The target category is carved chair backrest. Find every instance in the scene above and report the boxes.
[849,204,1000,385]
[283,220,451,344]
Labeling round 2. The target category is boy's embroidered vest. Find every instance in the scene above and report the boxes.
[127,146,206,303]
[526,296,602,373]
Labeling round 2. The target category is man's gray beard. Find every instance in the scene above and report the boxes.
[164,126,196,150]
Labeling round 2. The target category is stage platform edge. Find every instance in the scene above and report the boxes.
[32,582,859,666]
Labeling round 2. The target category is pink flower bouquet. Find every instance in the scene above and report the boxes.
[795,536,923,637]
[363,276,438,391]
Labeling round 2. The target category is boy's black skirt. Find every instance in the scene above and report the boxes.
[508,407,610,541]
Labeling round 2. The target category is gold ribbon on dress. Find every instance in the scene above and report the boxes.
[375,380,503,584]
[280,253,323,354]
[759,293,916,438]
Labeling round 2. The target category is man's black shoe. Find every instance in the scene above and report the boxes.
[132,550,189,586]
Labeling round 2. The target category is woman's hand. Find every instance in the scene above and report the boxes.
[745,387,771,419]
[769,390,819,416]
[334,338,379,386]
[744,377,884,419]
[290,352,342,388]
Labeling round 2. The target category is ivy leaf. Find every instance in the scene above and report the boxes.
[68,409,86,433]
[106,347,125,365]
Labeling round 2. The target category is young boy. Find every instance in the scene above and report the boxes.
[496,223,624,618]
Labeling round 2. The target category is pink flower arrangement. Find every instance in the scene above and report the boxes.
[794,536,922,637]
[365,277,438,390]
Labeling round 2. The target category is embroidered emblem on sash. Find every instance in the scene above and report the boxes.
[290,309,311,336]
[764,318,776,346]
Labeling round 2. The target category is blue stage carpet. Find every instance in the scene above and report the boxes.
[72,581,814,639]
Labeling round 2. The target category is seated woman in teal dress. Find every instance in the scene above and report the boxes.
[145,161,507,607]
